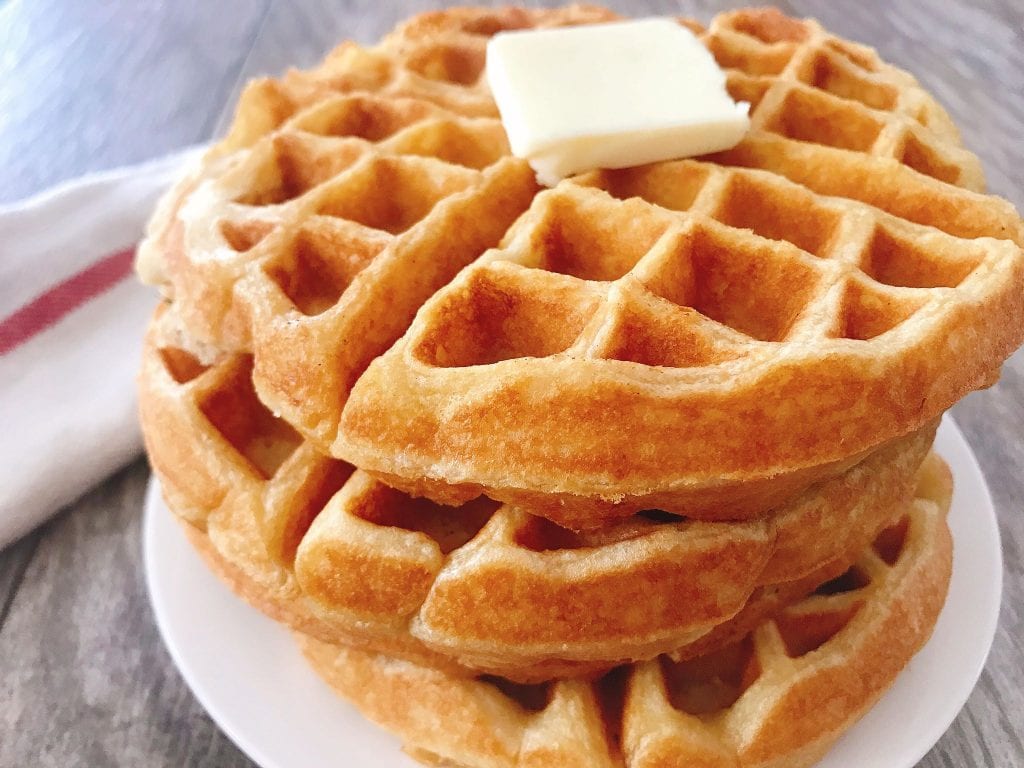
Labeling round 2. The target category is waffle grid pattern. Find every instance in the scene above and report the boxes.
[412,169,1006,366]
[340,151,1021,527]
[140,313,935,679]
[154,88,541,440]
[704,11,981,185]
[298,463,953,768]
[377,5,981,188]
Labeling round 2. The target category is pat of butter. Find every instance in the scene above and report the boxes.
[486,19,750,186]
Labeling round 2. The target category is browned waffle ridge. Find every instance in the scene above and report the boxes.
[297,452,953,768]
[141,307,936,680]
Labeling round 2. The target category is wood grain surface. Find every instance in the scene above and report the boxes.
[1,1,1021,766]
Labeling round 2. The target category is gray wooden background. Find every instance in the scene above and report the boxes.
[1,1,1021,766]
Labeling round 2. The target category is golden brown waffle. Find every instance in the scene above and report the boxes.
[134,5,617,375]
[215,5,620,156]
[140,308,936,680]
[298,454,953,768]
[136,6,1024,529]
[388,6,981,184]
[338,154,1021,527]
[136,92,539,400]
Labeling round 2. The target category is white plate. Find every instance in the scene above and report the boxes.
[144,418,1002,768]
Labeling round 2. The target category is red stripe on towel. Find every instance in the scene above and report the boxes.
[0,247,135,357]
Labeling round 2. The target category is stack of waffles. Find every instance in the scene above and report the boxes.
[136,6,1024,767]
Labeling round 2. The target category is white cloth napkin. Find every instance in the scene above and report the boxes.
[0,148,203,548]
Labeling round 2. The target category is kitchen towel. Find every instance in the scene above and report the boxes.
[0,147,202,548]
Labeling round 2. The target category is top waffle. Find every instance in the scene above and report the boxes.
[137,6,1024,528]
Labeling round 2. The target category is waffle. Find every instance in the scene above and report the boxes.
[132,6,620,370]
[140,307,936,680]
[298,453,953,768]
[339,148,1021,527]
[135,8,1024,531]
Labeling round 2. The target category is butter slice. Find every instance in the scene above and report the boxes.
[486,19,750,186]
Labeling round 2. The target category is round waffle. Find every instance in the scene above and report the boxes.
[140,307,936,681]
[136,6,1024,529]
[298,454,953,768]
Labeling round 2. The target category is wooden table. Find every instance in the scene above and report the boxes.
[1,1,1021,765]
